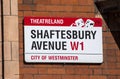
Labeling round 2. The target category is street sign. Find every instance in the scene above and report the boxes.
[24,17,103,63]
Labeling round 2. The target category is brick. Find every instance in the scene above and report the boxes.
[52,12,95,17]
[65,64,89,68]
[51,0,61,5]
[19,42,23,49]
[117,56,120,63]
[39,68,48,74]
[48,68,65,74]
[19,54,24,61]
[46,5,72,12]
[19,26,23,34]
[19,31,23,43]
[90,76,107,79]
[4,16,18,41]
[19,17,24,24]
[89,63,105,69]
[32,12,52,17]
[61,0,79,5]
[93,69,102,75]
[52,64,63,67]
[103,69,120,75]
[104,63,117,69]
[34,75,61,79]
[18,1,120,79]
[19,4,35,11]
[19,11,24,17]
[105,37,116,44]
[79,0,94,5]
[20,68,38,74]
[20,61,34,68]
[36,5,72,12]
[48,12,67,17]
[62,75,89,79]
[116,63,120,68]
[3,0,10,15]
[103,31,112,37]
[23,75,33,79]
[24,11,33,16]
[101,20,109,32]
[73,6,94,12]
[103,25,109,32]
[11,0,18,15]
[62,75,75,79]
[19,61,24,67]
[18,0,23,4]
[12,42,19,60]
[20,74,23,79]
[79,76,89,79]
[107,76,117,79]
[23,0,33,4]
[5,61,19,79]
[117,76,120,79]
[106,56,117,63]
[116,50,120,57]
[19,49,23,55]
[104,43,118,50]
[65,68,75,74]
[105,49,116,56]
[34,0,50,4]
[34,64,52,68]
[4,42,11,60]
[36,5,46,11]
[75,69,92,75]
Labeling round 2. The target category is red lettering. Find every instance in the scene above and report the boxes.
[31,55,40,60]
[70,41,79,50]
[70,41,84,51]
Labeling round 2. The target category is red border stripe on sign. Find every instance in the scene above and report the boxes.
[24,17,102,27]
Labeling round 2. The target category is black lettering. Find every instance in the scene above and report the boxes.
[66,30,71,39]
[61,30,66,39]
[31,41,37,50]
[62,41,67,50]
[91,31,96,39]
[37,30,43,38]
[43,41,48,50]
[78,31,84,39]
[44,30,49,38]
[48,41,54,50]
[85,31,91,39]
[55,30,60,39]
[50,30,55,38]
[55,41,61,50]
[37,41,42,50]
[31,30,36,38]
[72,30,77,39]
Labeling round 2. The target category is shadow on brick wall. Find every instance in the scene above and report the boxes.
[95,0,120,49]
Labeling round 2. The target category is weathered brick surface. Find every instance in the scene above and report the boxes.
[4,16,18,41]
[1,0,19,79]
[3,0,10,15]
[90,76,107,79]
[23,75,33,79]
[11,0,18,15]
[18,0,120,79]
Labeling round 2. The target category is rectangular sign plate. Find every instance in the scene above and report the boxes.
[24,17,103,63]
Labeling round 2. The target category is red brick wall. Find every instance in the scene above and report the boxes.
[18,0,120,79]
